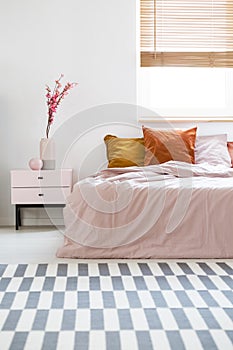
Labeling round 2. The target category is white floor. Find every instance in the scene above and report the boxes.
[0,226,64,264]
[1,226,233,265]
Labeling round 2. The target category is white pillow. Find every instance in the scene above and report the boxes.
[195,134,231,167]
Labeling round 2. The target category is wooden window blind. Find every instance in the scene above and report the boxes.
[140,0,233,67]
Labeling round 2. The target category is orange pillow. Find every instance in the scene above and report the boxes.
[104,134,145,168]
[227,142,233,167]
[142,126,197,165]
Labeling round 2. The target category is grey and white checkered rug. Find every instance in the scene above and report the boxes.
[0,261,232,350]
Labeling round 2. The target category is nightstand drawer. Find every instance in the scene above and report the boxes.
[11,187,71,204]
[11,169,72,187]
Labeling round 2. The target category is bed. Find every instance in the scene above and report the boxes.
[57,124,233,259]
[57,161,233,259]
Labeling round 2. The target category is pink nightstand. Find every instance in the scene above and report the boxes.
[11,169,72,230]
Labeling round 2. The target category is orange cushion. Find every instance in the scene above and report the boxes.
[227,142,233,167]
[104,134,145,168]
[142,126,197,165]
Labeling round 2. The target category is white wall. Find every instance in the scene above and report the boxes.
[0,0,137,225]
[1,0,232,226]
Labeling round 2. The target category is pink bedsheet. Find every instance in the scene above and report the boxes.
[57,161,233,258]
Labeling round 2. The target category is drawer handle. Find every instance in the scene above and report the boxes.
[38,193,44,197]
[38,176,43,180]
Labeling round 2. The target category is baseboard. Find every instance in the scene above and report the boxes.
[23,218,64,226]
[0,217,13,226]
[0,217,64,227]
[0,207,64,227]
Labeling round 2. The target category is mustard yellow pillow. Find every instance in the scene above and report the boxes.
[104,134,145,168]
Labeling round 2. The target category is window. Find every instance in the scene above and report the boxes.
[138,67,233,119]
[140,0,233,68]
[138,0,233,119]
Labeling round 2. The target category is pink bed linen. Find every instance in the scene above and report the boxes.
[57,161,233,258]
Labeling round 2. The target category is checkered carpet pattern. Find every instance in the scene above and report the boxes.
[0,262,232,350]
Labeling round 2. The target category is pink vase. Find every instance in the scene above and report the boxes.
[40,138,55,170]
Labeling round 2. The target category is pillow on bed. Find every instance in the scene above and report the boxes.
[195,134,231,167]
[104,134,145,167]
[142,126,197,165]
[227,142,233,167]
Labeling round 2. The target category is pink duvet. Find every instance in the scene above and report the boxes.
[57,161,233,258]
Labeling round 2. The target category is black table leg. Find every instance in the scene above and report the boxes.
[18,206,21,227]
[15,205,21,230]
[15,205,19,230]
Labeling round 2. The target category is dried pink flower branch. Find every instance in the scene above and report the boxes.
[45,74,78,138]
